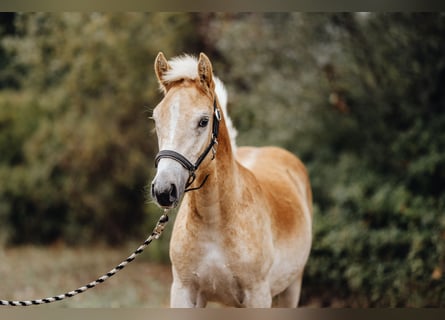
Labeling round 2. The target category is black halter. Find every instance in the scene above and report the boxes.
[154,99,221,192]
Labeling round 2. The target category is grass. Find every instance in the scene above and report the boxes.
[0,243,172,307]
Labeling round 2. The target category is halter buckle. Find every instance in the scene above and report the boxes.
[214,108,221,121]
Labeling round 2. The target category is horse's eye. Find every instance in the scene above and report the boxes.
[198,117,209,128]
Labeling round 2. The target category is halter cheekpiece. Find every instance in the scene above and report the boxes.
[154,99,221,192]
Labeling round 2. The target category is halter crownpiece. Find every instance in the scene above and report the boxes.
[154,99,221,192]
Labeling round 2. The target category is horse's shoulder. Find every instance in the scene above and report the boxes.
[236,146,312,240]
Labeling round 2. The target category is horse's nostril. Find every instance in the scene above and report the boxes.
[169,184,177,202]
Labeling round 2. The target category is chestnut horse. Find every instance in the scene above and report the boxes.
[150,52,312,307]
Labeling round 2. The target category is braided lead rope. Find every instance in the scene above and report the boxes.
[0,212,169,306]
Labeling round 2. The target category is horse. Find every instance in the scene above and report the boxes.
[150,52,313,308]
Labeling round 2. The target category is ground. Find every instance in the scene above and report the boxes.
[0,244,172,307]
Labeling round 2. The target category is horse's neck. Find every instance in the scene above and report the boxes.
[186,118,240,225]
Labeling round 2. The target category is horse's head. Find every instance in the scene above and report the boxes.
[150,52,219,209]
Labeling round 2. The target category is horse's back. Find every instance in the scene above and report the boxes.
[236,146,312,244]
[236,146,311,205]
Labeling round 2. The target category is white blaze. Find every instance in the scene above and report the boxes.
[165,96,181,150]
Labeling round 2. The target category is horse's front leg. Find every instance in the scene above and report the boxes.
[242,282,272,308]
[170,273,206,308]
[170,281,195,307]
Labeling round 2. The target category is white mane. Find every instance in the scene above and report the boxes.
[164,55,238,152]
[214,77,237,153]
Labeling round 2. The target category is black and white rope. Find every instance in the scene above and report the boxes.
[0,212,169,306]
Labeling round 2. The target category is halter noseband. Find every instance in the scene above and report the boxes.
[154,99,221,192]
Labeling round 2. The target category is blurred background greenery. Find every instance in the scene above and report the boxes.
[0,13,444,307]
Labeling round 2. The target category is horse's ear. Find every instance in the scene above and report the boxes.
[154,52,170,93]
[197,52,214,93]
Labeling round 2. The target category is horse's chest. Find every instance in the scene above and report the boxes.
[192,243,244,304]
[195,243,233,284]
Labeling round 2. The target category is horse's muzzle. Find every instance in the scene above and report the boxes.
[151,182,179,208]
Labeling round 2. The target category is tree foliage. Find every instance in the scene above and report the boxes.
[0,13,444,306]
[0,13,200,244]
